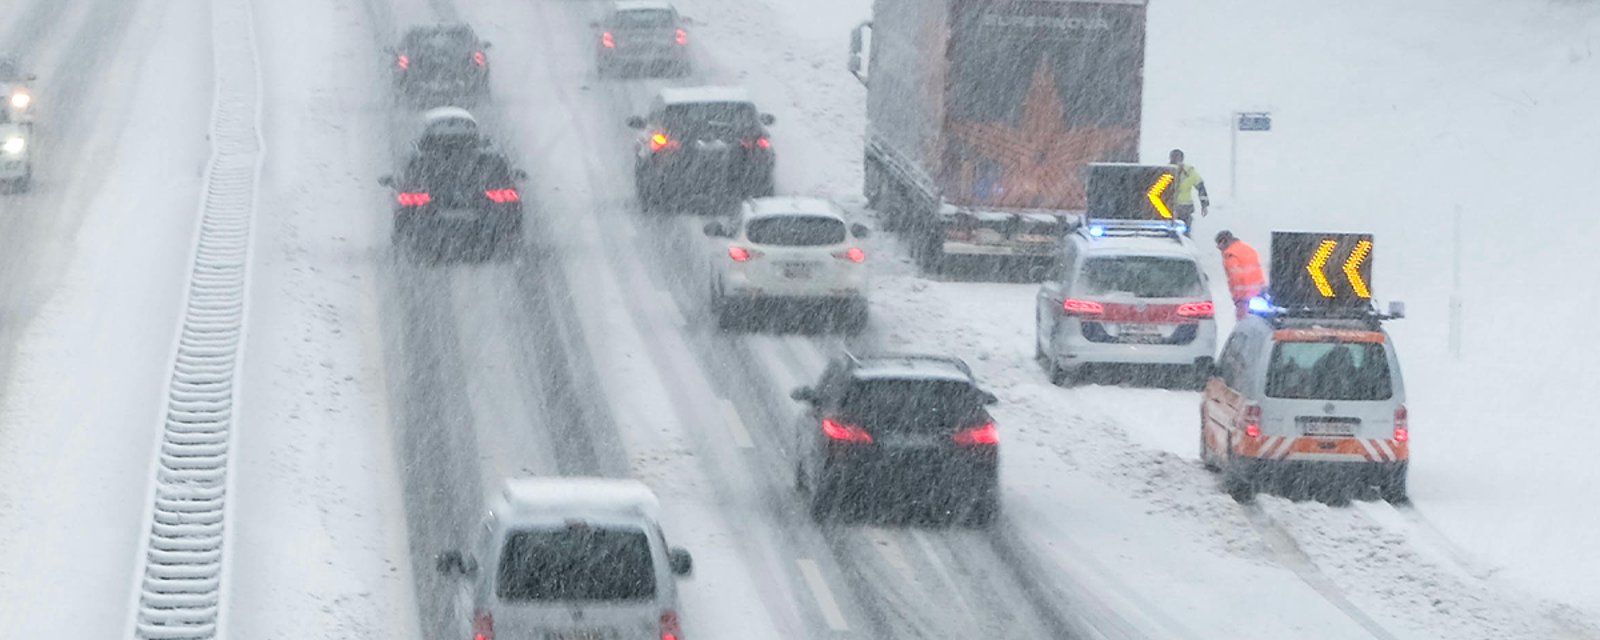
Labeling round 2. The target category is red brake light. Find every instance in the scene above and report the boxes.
[741,137,771,150]
[396,192,432,207]
[485,189,520,203]
[1062,299,1104,316]
[728,246,758,262]
[1177,301,1215,318]
[675,28,688,45]
[473,609,494,640]
[602,32,615,48]
[1242,404,1262,438]
[397,54,410,70]
[832,247,865,263]
[474,51,486,66]
[1394,405,1408,442]
[650,132,673,152]
[822,418,872,443]
[660,610,682,640]
[953,422,999,446]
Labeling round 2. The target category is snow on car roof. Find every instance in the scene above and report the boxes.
[746,196,841,219]
[659,85,753,106]
[614,0,675,12]
[423,107,477,125]
[851,353,974,382]
[497,477,661,522]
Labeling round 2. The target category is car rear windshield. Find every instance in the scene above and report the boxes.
[841,379,986,432]
[660,102,760,137]
[745,216,845,246]
[613,10,675,28]
[1266,342,1394,401]
[1078,256,1204,298]
[496,526,656,602]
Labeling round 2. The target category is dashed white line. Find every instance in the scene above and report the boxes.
[796,558,850,632]
[718,397,754,449]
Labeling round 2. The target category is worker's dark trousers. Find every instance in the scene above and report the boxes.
[1174,205,1195,236]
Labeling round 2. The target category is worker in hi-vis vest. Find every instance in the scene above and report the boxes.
[1215,230,1266,320]
[1169,149,1209,236]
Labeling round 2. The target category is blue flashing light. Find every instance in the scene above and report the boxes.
[1088,225,1107,238]
[1173,219,1188,233]
[1247,296,1274,315]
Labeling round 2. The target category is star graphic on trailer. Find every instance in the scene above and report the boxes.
[954,60,1134,209]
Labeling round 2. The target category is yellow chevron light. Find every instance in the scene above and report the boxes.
[1343,240,1373,299]
[1146,174,1174,219]
[1306,240,1338,298]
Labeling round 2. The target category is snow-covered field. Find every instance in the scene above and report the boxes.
[0,0,1596,638]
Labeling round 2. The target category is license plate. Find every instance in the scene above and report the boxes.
[1116,324,1163,338]
[555,632,606,640]
[441,208,477,220]
[782,263,813,278]
[1302,421,1356,436]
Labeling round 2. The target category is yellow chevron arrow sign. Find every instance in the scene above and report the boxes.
[1306,240,1338,298]
[1146,174,1174,220]
[1343,240,1373,298]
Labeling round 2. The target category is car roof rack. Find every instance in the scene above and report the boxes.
[1247,297,1405,330]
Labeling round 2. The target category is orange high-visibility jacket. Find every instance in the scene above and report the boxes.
[1222,240,1266,302]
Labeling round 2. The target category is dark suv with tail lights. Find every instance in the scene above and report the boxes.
[627,86,776,212]
[389,23,491,107]
[380,109,526,261]
[593,1,693,78]
[790,352,1001,525]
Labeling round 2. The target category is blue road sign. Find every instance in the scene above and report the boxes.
[1237,112,1272,132]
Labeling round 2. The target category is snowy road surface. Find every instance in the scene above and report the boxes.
[0,0,1595,638]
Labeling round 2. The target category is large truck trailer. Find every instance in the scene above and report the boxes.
[848,0,1148,276]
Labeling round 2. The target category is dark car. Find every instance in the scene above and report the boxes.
[791,353,1001,525]
[380,111,525,261]
[592,1,692,78]
[389,24,490,106]
[627,86,776,211]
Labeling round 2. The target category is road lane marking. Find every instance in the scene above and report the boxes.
[797,558,850,632]
[719,397,754,449]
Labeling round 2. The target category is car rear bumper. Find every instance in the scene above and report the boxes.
[1235,458,1407,486]
[723,270,866,300]
[395,208,520,234]
[601,46,688,63]
[1052,328,1216,368]
[823,448,998,496]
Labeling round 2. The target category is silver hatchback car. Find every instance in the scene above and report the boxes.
[436,478,694,640]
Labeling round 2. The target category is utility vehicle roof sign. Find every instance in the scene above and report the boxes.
[1270,232,1375,309]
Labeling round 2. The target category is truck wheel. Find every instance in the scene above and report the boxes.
[1380,463,1409,503]
[836,300,868,334]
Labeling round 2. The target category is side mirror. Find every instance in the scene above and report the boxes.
[435,550,475,576]
[847,54,862,76]
[850,223,870,238]
[669,548,693,576]
[378,175,395,187]
[512,169,529,181]
[1387,301,1406,319]
[626,116,646,129]
[847,22,871,85]
[980,391,999,405]
[702,221,728,237]
[790,386,817,403]
[759,113,776,126]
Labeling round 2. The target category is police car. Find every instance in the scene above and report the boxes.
[1200,232,1410,503]
[1034,164,1217,388]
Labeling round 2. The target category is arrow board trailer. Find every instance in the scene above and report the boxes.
[852,0,1149,278]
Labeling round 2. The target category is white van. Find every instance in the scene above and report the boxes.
[1200,313,1409,502]
[436,478,694,640]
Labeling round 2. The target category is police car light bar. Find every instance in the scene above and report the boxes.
[1081,218,1186,242]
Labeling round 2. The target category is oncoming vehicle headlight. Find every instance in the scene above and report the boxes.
[3,137,25,155]
[9,92,29,109]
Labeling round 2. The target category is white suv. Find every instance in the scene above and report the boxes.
[703,196,871,332]
[435,478,694,640]
[1034,220,1218,388]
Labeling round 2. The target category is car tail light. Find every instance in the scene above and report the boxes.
[1393,405,1408,442]
[1242,404,1262,438]
[953,422,999,446]
[473,51,486,66]
[1177,301,1215,318]
[602,32,616,48]
[649,132,676,152]
[660,610,682,640]
[675,28,688,45]
[822,418,872,443]
[728,246,760,262]
[484,189,520,203]
[397,54,410,70]
[472,609,494,640]
[1062,299,1104,316]
[396,192,431,206]
[740,137,771,150]
[832,247,865,263]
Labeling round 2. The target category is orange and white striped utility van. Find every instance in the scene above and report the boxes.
[1200,231,1408,503]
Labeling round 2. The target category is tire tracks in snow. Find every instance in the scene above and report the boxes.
[1239,502,1401,640]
